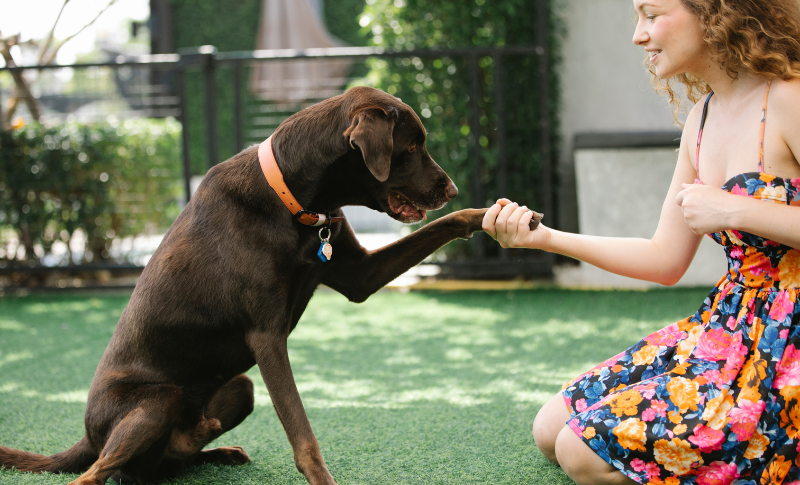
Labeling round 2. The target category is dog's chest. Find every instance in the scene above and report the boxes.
[280,262,323,333]
[292,224,342,264]
[285,228,345,325]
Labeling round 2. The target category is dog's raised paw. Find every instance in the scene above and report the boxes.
[528,211,544,230]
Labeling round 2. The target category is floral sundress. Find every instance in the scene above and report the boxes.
[562,81,800,484]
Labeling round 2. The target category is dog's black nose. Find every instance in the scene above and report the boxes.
[445,181,458,200]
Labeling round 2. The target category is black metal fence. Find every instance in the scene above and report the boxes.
[0,44,555,287]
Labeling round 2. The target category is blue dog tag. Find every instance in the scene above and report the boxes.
[317,227,332,262]
[317,241,332,262]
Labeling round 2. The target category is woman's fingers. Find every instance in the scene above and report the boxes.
[520,209,535,231]
[482,203,504,239]
[484,200,539,248]
[675,189,686,207]
[505,205,528,241]
[495,202,520,243]
[501,205,539,248]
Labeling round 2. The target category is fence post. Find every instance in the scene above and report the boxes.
[469,52,486,258]
[233,60,243,153]
[492,51,509,261]
[176,64,192,203]
[537,0,554,228]
[201,46,219,169]
[0,86,5,130]
[493,53,507,199]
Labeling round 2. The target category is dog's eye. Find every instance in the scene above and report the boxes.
[409,145,416,152]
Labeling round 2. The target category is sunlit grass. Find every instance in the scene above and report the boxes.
[0,287,708,484]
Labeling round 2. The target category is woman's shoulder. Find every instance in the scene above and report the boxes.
[766,78,800,166]
[768,78,800,135]
[679,94,711,138]
[769,78,800,112]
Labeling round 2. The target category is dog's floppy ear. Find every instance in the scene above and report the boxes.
[343,106,399,182]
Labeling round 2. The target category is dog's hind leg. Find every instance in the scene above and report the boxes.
[193,374,254,466]
[205,374,255,433]
[162,375,254,470]
[69,385,182,485]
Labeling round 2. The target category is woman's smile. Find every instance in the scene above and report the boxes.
[647,49,661,63]
[632,0,708,79]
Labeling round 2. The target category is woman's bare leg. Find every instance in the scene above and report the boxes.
[555,426,637,485]
[532,392,571,464]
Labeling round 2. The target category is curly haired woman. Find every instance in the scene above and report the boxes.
[482,0,800,484]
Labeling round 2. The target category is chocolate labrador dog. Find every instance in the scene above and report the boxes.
[0,86,541,485]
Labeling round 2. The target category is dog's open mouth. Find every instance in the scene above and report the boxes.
[388,191,427,222]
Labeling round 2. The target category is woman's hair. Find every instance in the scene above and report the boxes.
[651,0,800,121]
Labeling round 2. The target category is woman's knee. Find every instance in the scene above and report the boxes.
[532,393,570,464]
[555,426,635,485]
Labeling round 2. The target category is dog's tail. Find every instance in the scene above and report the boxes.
[0,436,97,474]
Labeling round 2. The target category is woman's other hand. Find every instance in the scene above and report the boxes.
[482,199,551,250]
[675,183,737,235]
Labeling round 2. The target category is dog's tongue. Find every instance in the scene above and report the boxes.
[397,203,424,219]
[388,192,425,220]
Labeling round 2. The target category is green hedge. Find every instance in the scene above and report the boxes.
[169,0,262,173]
[169,0,370,174]
[170,0,369,51]
[0,119,182,266]
[325,0,372,46]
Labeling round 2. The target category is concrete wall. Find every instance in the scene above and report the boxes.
[557,0,678,233]
[554,147,728,288]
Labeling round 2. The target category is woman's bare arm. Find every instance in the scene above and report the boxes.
[483,103,706,286]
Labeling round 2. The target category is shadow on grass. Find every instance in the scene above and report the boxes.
[0,287,709,484]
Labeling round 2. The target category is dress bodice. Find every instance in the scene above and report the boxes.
[710,172,800,289]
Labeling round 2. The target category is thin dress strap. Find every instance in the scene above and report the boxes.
[695,92,714,182]
[758,80,772,172]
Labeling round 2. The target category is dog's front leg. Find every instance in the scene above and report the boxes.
[323,208,498,302]
[246,332,337,485]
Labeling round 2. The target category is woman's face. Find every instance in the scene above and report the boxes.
[632,0,708,78]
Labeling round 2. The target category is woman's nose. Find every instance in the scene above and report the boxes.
[632,21,648,45]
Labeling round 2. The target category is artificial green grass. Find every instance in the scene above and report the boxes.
[0,287,709,484]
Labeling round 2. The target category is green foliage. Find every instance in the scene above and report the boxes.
[179,68,241,175]
[169,0,372,173]
[324,0,372,47]
[0,119,182,266]
[357,0,563,256]
[170,0,369,51]
[169,0,263,172]
[169,0,263,52]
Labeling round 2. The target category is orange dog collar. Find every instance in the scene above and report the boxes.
[258,136,345,227]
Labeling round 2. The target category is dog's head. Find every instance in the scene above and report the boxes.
[342,87,458,223]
